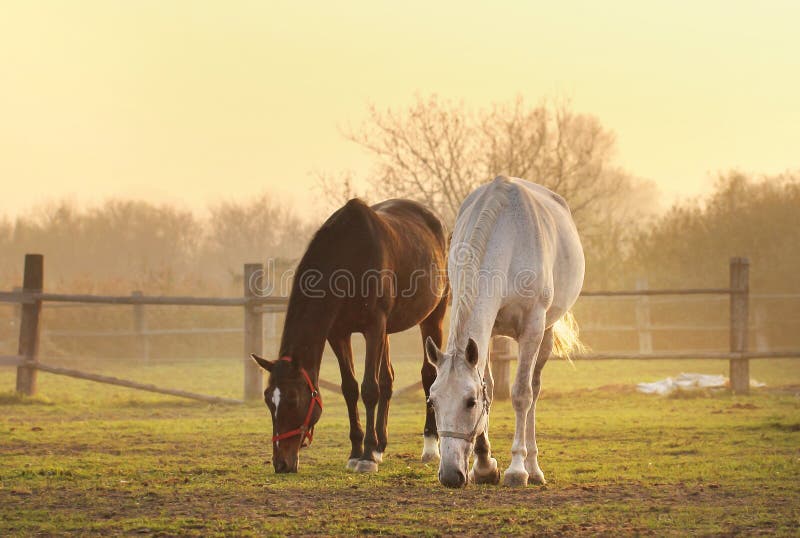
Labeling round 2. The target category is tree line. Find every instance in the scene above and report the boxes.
[1,96,797,297]
[0,196,313,294]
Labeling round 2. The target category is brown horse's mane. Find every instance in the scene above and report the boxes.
[278,199,381,369]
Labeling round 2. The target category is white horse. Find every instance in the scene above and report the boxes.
[425,176,585,488]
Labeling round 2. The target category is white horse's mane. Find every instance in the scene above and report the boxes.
[448,177,514,350]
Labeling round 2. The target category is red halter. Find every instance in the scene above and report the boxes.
[271,356,323,447]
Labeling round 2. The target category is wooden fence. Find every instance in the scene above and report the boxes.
[0,255,283,404]
[2,254,799,404]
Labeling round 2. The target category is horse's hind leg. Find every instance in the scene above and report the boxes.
[525,327,553,485]
[420,297,446,462]
[375,333,393,459]
[503,310,546,487]
[328,333,364,471]
[355,317,387,473]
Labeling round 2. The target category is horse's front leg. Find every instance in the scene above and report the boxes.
[470,362,500,484]
[420,305,445,462]
[525,327,553,485]
[328,333,364,471]
[375,333,393,460]
[503,313,545,487]
[470,430,501,485]
[354,318,386,473]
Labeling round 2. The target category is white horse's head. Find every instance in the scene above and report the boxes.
[425,336,490,488]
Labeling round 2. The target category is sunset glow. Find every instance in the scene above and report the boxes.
[1,1,798,218]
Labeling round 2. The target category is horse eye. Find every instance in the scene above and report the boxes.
[466,398,477,409]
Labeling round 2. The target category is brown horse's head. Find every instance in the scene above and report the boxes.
[251,354,323,473]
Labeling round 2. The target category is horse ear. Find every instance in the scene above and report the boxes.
[425,336,444,368]
[465,338,479,367]
[250,353,275,372]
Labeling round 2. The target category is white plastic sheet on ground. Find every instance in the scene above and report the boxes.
[636,373,766,395]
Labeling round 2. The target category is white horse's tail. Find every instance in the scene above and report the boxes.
[552,311,586,362]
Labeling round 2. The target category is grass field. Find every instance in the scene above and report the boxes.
[1,355,799,536]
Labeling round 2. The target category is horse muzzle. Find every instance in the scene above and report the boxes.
[273,455,299,473]
[439,466,467,488]
[437,437,471,488]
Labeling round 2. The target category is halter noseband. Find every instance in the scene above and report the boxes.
[271,356,323,447]
[436,373,491,443]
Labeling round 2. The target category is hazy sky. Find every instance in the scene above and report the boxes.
[1,1,798,220]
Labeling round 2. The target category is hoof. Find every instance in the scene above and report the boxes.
[502,469,529,487]
[421,451,439,463]
[469,467,501,485]
[372,451,383,464]
[346,458,359,471]
[470,458,501,485]
[527,471,546,485]
[421,436,440,462]
[354,459,379,473]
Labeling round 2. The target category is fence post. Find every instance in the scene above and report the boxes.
[490,336,512,401]
[16,254,43,396]
[243,263,264,401]
[729,257,750,394]
[132,290,149,364]
[635,277,653,354]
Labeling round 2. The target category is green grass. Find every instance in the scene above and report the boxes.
[1,357,799,536]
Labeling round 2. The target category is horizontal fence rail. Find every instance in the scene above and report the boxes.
[42,328,244,338]
[18,287,798,308]
[2,288,797,309]
[0,291,289,307]
[579,288,734,297]
[556,351,800,361]
[31,361,243,404]
[0,355,24,367]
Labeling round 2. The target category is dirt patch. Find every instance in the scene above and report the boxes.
[2,479,773,536]
[729,403,760,410]
[769,422,800,432]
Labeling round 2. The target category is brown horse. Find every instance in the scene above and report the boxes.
[252,198,448,473]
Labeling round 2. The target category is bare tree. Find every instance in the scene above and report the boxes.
[336,95,658,287]
[201,194,312,285]
[312,169,363,213]
[480,98,623,222]
[343,95,653,228]
[1,200,200,292]
[480,99,659,287]
[345,96,484,221]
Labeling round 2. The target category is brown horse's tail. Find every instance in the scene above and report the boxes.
[552,311,587,363]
